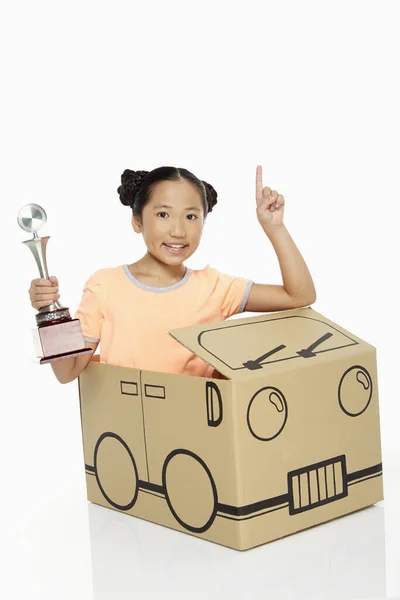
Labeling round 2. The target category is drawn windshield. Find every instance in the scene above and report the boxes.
[198,315,358,373]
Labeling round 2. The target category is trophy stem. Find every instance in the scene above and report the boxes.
[23,236,50,279]
[22,234,65,317]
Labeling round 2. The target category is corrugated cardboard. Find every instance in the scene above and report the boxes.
[78,306,384,551]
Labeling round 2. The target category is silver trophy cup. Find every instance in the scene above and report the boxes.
[18,203,92,365]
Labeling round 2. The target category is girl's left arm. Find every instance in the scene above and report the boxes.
[244,165,317,313]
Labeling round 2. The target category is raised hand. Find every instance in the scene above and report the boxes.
[255,165,285,230]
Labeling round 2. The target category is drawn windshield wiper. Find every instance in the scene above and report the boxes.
[243,344,286,370]
[296,332,333,358]
[242,332,335,370]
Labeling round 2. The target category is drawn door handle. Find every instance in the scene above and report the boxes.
[206,381,223,427]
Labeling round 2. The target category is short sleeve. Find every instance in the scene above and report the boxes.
[73,270,105,342]
[214,269,254,318]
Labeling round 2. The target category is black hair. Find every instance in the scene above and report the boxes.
[117,166,218,219]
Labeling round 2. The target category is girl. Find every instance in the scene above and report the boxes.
[28,165,316,383]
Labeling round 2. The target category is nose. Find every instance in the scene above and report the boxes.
[169,217,186,238]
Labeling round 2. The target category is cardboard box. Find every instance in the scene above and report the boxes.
[78,306,384,551]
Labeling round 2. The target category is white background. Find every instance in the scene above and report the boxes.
[2,0,399,598]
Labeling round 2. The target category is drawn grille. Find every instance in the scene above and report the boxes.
[288,455,348,515]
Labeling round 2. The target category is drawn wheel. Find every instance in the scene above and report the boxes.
[94,432,139,511]
[162,450,218,533]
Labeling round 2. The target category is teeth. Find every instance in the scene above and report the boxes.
[166,244,185,248]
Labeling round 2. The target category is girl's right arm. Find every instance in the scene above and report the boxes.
[29,276,98,383]
[50,341,99,383]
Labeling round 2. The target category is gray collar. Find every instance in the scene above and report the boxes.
[123,264,191,293]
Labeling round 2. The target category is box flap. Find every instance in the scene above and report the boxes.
[169,306,372,380]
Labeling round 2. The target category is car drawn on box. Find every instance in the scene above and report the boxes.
[78,307,383,547]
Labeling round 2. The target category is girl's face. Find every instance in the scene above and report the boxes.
[131,179,206,265]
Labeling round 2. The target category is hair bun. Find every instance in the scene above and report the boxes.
[120,169,136,186]
[117,169,149,207]
[201,180,218,213]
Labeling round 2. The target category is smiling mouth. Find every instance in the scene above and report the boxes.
[163,243,188,254]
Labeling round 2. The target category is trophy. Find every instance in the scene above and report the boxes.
[18,203,93,365]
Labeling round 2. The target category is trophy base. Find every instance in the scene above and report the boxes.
[33,318,92,363]
[40,347,93,365]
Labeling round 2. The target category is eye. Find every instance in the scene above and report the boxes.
[157,211,168,218]
[186,214,197,221]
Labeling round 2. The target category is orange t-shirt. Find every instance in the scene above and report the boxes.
[73,264,253,377]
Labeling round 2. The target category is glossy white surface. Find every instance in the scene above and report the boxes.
[3,448,399,599]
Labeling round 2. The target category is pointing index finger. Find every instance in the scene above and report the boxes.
[256,165,263,202]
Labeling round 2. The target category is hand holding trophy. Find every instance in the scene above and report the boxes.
[18,203,92,365]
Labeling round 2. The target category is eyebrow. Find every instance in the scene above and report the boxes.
[152,204,201,212]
